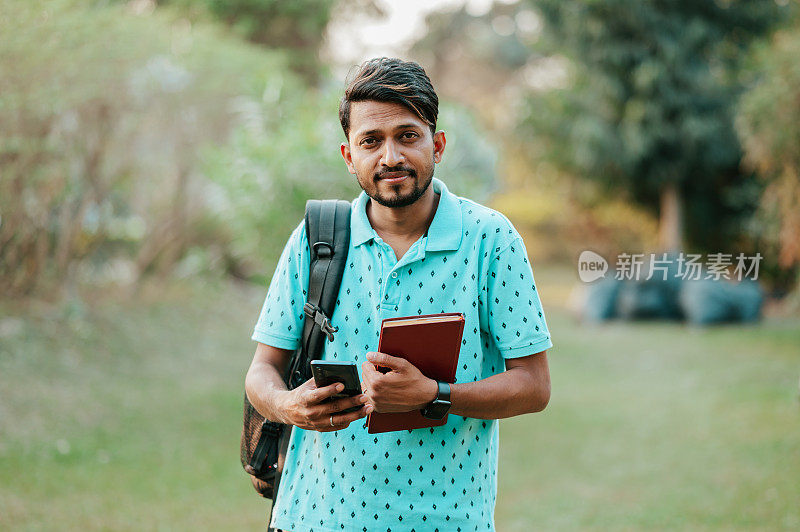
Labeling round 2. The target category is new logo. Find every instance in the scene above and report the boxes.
[578,250,608,283]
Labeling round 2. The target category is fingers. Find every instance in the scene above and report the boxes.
[320,403,372,432]
[323,393,369,415]
[301,381,344,406]
[361,360,387,397]
[361,360,379,382]
[366,351,406,371]
[293,377,318,402]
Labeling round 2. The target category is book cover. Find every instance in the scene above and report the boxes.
[366,312,465,434]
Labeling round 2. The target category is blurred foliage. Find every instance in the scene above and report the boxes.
[0,0,284,296]
[411,2,661,260]
[492,182,659,264]
[9,0,798,299]
[201,82,361,282]
[156,0,383,78]
[433,104,499,202]
[192,0,333,47]
[156,0,332,78]
[737,16,800,292]
[519,0,788,253]
[412,1,537,129]
[0,0,498,297]
[411,0,800,292]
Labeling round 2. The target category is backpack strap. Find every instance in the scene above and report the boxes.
[286,199,352,388]
[269,199,351,529]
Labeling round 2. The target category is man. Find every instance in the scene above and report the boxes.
[246,57,552,532]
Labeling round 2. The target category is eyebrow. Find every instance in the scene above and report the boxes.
[356,124,422,139]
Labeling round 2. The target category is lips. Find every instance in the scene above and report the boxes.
[378,169,414,184]
[380,173,409,184]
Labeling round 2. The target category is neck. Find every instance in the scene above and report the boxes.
[366,185,440,241]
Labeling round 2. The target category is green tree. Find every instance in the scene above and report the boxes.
[738,16,800,293]
[158,0,382,78]
[522,0,787,252]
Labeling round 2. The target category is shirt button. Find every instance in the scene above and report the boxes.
[391,272,398,279]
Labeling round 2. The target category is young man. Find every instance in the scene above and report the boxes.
[245,57,552,531]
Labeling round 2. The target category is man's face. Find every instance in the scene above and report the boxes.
[341,100,445,208]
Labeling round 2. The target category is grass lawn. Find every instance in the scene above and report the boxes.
[1,271,798,530]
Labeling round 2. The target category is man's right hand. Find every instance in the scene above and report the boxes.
[278,378,372,432]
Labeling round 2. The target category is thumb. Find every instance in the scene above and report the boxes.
[367,351,405,371]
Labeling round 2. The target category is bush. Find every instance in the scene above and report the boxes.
[0,0,284,295]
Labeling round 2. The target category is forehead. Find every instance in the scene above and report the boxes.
[348,100,427,138]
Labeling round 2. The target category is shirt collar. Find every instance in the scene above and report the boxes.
[351,178,463,252]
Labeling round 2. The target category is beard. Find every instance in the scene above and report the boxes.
[356,162,434,208]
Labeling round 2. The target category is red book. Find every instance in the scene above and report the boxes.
[366,312,465,434]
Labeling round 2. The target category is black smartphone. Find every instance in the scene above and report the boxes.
[310,360,362,413]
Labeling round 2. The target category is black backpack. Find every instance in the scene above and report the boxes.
[240,199,351,503]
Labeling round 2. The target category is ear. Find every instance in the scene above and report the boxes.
[340,142,356,175]
[433,130,446,164]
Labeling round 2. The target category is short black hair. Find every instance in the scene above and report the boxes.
[339,57,439,139]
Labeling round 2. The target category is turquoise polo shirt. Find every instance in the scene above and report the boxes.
[252,178,552,532]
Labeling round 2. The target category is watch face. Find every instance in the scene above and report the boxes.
[422,399,451,420]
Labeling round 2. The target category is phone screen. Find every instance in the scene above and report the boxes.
[310,361,361,412]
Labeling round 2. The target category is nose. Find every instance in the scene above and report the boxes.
[380,139,404,168]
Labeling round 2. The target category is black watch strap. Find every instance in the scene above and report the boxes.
[421,381,451,420]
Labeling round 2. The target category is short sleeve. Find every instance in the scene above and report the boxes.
[485,237,553,358]
[251,221,310,350]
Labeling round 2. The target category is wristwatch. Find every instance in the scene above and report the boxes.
[421,380,451,420]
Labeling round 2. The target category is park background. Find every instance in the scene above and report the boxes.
[1,0,799,529]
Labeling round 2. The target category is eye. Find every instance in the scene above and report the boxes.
[401,131,418,140]
[360,137,377,147]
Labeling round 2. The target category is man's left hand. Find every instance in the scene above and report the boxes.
[361,352,438,413]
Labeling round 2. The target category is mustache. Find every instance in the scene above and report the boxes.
[375,166,417,180]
